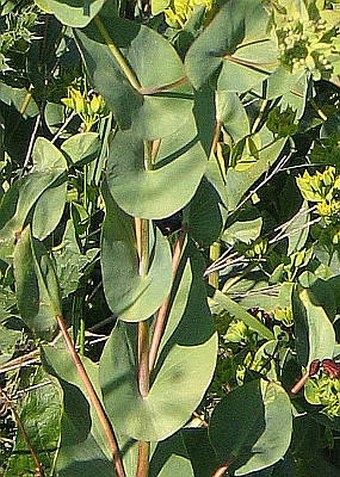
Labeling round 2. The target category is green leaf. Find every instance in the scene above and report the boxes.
[32,179,67,240]
[185,0,279,92]
[222,217,263,245]
[209,379,292,475]
[74,15,193,138]
[34,0,107,28]
[14,227,61,340]
[42,344,113,476]
[101,183,172,321]
[186,177,227,248]
[100,247,217,441]
[293,286,336,367]
[0,137,67,262]
[4,368,62,477]
[54,220,98,298]
[266,67,308,119]
[61,132,100,165]
[216,91,250,143]
[225,138,286,210]
[285,201,310,255]
[211,288,274,340]
[182,428,219,477]
[150,432,195,477]
[106,116,208,219]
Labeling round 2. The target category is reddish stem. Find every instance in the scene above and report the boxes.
[211,459,233,477]
[56,314,126,477]
[148,229,186,373]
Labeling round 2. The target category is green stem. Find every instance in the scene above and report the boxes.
[94,17,141,92]
[208,241,221,289]
[135,141,154,476]
[79,316,85,357]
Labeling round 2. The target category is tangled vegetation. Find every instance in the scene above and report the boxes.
[0,0,339,476]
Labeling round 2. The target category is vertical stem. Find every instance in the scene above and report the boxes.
[209,241,221,289]
[135,142,153,477]
[148,228,186,373]
[56,314,125,477]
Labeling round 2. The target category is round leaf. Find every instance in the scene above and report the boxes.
[106,117,208,219]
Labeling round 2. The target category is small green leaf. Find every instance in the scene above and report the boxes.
[293,286,336,367]
[209,379,292,475]
[34,0,107,27]
[216,91,250,143]
[61,132,100,165]
[212,289,274,340]
[0,137,67,261]
[222,217,263,245]
[14,227,61,340]
[4,368,62,477]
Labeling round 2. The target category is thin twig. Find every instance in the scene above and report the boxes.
[20,114,41,176]
[51,111,76,144]
[12,406,45,476]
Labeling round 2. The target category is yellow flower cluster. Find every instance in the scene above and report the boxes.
[164,0,214,28]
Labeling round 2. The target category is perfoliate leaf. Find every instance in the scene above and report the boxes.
[106,116,207,219]
[185,0,279,92]
[100,246,217,441]
[75,14,193,138]
[101,182,172,321]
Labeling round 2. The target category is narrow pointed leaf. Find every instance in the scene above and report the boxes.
[13,227,60,339]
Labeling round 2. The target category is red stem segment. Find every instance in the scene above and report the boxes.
[148,229,186,373]
[56,314,126,477]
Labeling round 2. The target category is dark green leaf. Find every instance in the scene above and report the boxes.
[209,379,292,475]
[14,227,61,339]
